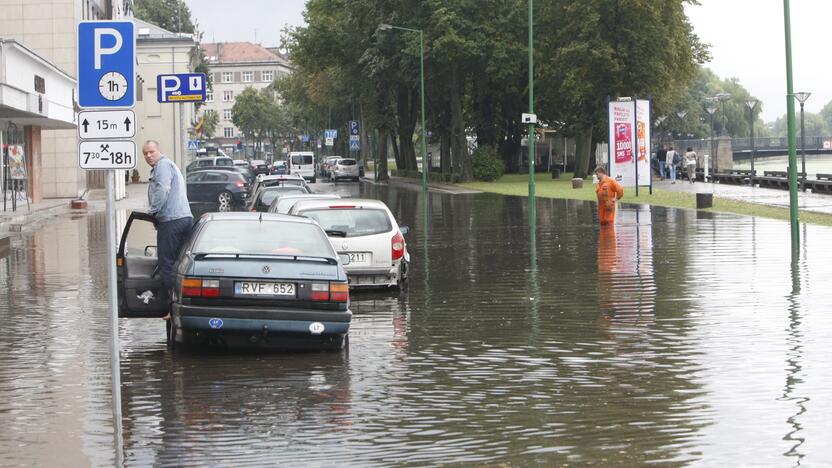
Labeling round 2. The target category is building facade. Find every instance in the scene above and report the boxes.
[200,42,292,158]
[133,18,196,182]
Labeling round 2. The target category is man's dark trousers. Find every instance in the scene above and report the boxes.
[157,217,193,289]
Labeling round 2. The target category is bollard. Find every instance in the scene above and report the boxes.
[703,154,710,182]
[551,168,561,179]
[572,178,583,189]
[696,193,713,209]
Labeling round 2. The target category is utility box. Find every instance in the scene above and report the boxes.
[572,178,583,189]
[696,193,713,209]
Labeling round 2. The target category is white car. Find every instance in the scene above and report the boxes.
[289,198,410,289]
[330,158,360,182]
[268,193,342,214]
[288,151,316,183]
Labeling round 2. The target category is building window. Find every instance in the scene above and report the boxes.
[242,71,253,82]
[223,109,232,121]
[224,127,234,138]
[223,90,233,102]
[222,72,233,83]
[262,70,274,82]
[206,90,213,102]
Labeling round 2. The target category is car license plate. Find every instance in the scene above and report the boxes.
[235,281,295,296]
[348,252,371,265]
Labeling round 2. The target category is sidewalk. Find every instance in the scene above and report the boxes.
[654,178,832,215]
[364,175,482,195]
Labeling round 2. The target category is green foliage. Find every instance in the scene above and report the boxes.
[200,109,219,139]
[231,88,294,157]
[134,0,195,34]
[471,145,504,181]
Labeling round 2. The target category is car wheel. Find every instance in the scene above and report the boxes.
[395,261,409,290]
[217,191,233,212]
[323,333,348,352]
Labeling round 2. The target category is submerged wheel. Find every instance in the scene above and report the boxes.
[217,191,233,212]
[323,333,348,352]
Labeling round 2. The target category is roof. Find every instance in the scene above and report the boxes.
[202,42,291,66]
[134,18,195,43]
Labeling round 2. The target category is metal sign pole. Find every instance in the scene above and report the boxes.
[105,169,124,467]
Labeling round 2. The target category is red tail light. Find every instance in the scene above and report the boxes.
[392,231,405,261]
[181,278,221,297]
[330,282,349,302]
[235,181,245,188]
[311,282,329,301]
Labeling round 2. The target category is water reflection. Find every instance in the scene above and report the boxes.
[780,257,807,464]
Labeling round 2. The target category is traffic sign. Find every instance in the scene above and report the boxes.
[301,134,310,143]
[77,21,135,108]
[325,129,338,139]
[349,120,360,136]
[325,137,334,146]
[349,140,360,151]
[78,110,135,139]
[349,135,360,142]
[79,140,137,169]
[156,73,207,103]
[187,140,200,150]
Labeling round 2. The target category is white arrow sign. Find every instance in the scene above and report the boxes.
[78,110,136,139]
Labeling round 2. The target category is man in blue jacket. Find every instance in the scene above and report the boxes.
[143,140,192,319]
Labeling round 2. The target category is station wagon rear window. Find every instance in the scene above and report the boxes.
[259,187,306,206]
[291,155,313,165]
[302,209,392,238]
[337,159,357,166]
[193,220,333,257]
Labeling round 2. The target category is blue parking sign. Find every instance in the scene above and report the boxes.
[349,120,360,136]
[77,21,135,108]
[156,73,207,103]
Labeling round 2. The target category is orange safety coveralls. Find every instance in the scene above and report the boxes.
[596,177,624,225]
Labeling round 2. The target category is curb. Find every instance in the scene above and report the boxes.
[385,176,482,194]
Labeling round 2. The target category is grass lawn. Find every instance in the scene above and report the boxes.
[460,173,832,227]
[364,159,397,172]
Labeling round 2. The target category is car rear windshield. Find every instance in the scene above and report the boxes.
[301,208,392,238]
[291,155,313,165]
[193,220,333,257]
[337,159,357,166]
[259,187,306,206]
[216,158,233,166]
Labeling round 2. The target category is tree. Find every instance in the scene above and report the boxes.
[134,0,195,34]
[197,109,219,139]
[232,87,269,157]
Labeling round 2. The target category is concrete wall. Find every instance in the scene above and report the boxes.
[134,40,195,181]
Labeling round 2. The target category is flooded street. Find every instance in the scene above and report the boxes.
[2,181,832,466]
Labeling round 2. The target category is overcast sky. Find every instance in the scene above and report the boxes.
[184,0,829,122]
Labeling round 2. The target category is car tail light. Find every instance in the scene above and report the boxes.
[182,278,203,297]
[182,278,221,297]
[329,205,356,209]
[330,282,349,302]
[311,282,329,301]
[235,181,245,188]
[392,231,405,261]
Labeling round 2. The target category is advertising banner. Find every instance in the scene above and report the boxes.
[635,99,651,186]
[609,101,635,186]
[8,145,26,180]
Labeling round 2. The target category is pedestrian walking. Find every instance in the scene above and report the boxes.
[143,140,193,320]
[657,145,668,180]
[594,166,624,225]
[665,146,678,183]
[685,147,697,183]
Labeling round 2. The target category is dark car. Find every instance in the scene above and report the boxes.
[250,159,271,176]
[270,160,288,175]
[186,169,249,212]
[248,185,310,212]
[190,165,255,185]
[116,211,351,350]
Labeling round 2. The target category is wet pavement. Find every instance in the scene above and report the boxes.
[1,179,832,466]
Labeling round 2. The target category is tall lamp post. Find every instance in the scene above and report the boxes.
[794,91,810,191]
[705,100,718,174]
[715,92,731,136]
[745,99,758,179]
[379,23,427,192]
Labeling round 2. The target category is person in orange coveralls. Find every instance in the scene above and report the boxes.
[594,166,624,225]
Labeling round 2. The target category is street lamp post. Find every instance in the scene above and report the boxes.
[745,99,758,180]
[794,91,810,191]
[705,100,717,174]
[379,23,427,192]
[716,92,731,136]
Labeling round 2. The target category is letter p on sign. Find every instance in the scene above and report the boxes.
[94,28,122,69]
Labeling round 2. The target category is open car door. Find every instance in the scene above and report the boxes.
[116,211,170,318]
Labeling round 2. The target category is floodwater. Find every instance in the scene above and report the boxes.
[1,181,832,466]
[734,152,832,177]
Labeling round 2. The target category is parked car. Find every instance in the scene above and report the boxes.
[250,159,270,176]
[330,158,360,182]
[248,185,310,212]
[186,169,249,212]
[233,159,249,168]
[186,156,234,171]
[116,211,351,350]
[289,151,316,183]
[268,193,342,214]
[320,156,340,177]
[250,173,309,197]
[189,165,255,185]
[290,198,410,289]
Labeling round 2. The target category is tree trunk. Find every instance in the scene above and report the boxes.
[377,127,389,181]
[449,66,470,181]
[574,125,594,178]
[396,87,418,171]
[440,131,451,174]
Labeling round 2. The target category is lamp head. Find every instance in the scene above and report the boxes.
[745,99,758,110]
[378,23,393,31]
[794,92,811,104]
[676,110,687,119]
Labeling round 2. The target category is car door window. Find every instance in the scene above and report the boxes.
[187,172,204,183]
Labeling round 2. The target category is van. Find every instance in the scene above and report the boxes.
[289,151,316,183]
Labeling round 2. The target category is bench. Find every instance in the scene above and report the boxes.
[714,170,755,185]
[806,173,832,193]
[753,170,807,190]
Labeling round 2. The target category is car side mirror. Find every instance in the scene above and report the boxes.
[399,226,409,236]
[338,253,351,265]
[145,245,158,257]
